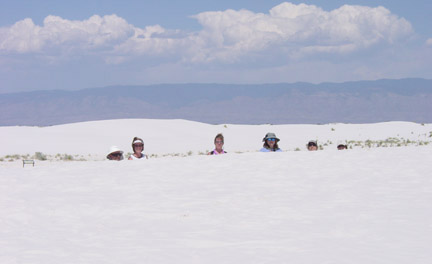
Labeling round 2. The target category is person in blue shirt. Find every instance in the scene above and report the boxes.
[260,132,282,152]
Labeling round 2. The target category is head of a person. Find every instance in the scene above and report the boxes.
[131,137,144,154]
[107,146,124,161]
[263,132,280,149]
[337,144,348,150]
[307,140,318,151]
[214,133,224,149]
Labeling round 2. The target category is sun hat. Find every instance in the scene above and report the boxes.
[262,132,280,142]
[107,146,123,158]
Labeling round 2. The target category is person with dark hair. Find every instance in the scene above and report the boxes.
[128,137,148,160]
[260,132,282,152]
[107,146,124,161]
[307,140,318,151]
[337,144,348,150]
[208,133,227,155]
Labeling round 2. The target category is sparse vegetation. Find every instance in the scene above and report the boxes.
[62,154,74,161]
[35,152,47,160]
[1,132,431,164]
[346,137,431,148]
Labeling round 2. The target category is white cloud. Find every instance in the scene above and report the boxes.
[0,2,414,64]
[191,3,413,61]
[0,14,134,53]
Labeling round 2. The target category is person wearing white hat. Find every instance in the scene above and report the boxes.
[128,137,148,160]
[107,146,124,161]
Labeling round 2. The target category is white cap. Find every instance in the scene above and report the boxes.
[107,146,123,158]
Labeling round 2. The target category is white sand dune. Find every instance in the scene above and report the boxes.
[1,119,432,263]
[1,119,431,157]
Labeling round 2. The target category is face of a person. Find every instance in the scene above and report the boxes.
[267,138,276,147]
[308,144,318,151]
[109,151,123,161]
[214,138,224,149]
[133,143,144,153]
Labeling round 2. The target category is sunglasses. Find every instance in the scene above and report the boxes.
[308,143,317,147]
[267,138,276,141]
[111,153,122,157]
[215,140,224,144]
[134,144,144,147]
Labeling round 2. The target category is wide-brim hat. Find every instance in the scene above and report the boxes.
[263,132,280,142]
[107,146,123,158]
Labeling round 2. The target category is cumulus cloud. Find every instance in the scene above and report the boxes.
[0,14,135,54]
[191,3,413,61]
[0,2,414,64]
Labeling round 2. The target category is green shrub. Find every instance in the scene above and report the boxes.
[35,152,47,161]
[62,154,74,161]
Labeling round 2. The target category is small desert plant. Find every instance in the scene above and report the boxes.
[62,154,74,161]
[5,154,21,159]
[35,152,47,161]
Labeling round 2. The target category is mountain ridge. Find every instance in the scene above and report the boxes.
[1,78,431,126]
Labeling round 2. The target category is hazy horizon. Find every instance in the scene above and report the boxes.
[1,79,431,126]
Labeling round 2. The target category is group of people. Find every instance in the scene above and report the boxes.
[107,133,348,160]
[107,137,148,161]
[259,132,347,152]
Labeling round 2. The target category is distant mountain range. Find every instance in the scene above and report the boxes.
[1,78,431,126]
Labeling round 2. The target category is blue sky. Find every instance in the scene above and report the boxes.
[1,0,431,93]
